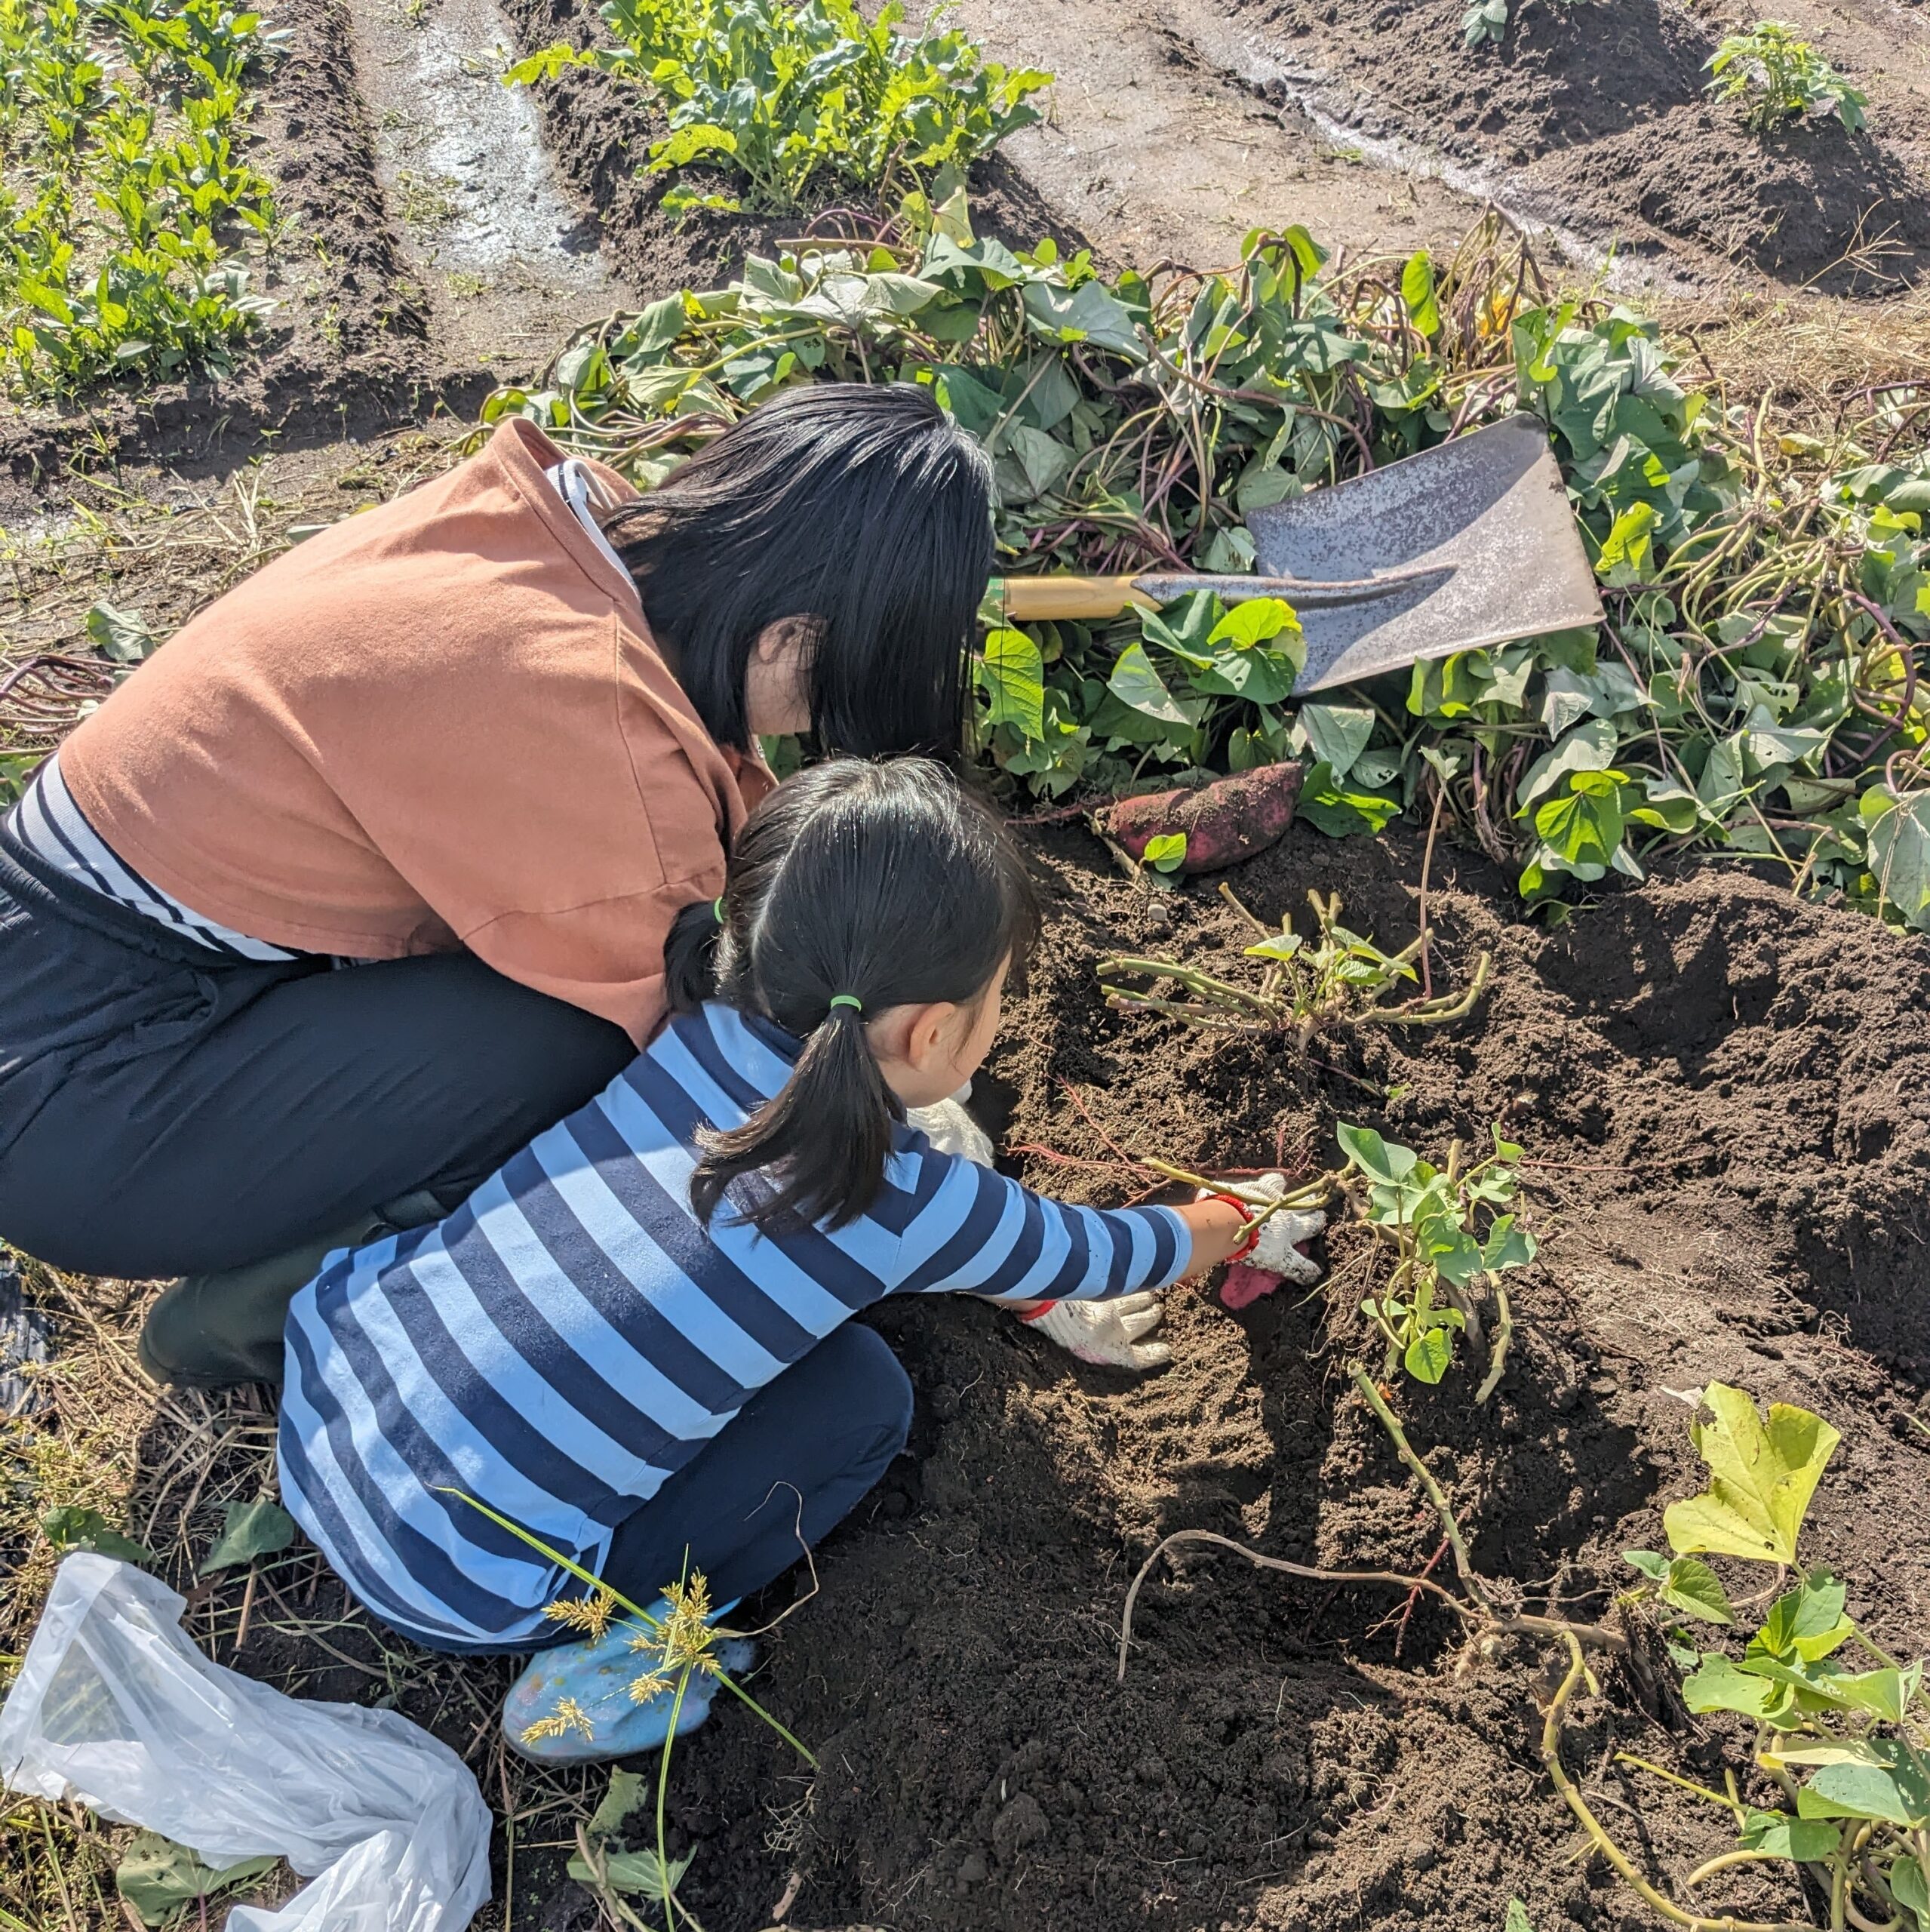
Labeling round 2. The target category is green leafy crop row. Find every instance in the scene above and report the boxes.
[507,0,1046,220]
[478,188,1930,935]
[1,0,284,395]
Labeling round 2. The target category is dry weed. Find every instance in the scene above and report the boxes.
[0,1260,604,1930]
[1655,281,1930,432]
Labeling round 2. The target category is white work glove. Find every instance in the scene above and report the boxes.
[1251,1210,1327,1284]
[907,1088,994,1167]
[1020,1293,1171,1372]
[1212,1173,1327,1285]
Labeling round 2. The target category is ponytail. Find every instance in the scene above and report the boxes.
[664,899,726,1012]
[681,756,1037,1237]
[690,1001,901,1230]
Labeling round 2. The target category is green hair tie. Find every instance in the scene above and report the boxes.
[711,897,725,924]
[828,994,864,1014]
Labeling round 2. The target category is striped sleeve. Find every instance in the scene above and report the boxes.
[886,1151,1190,1303]
[10,755,300,961]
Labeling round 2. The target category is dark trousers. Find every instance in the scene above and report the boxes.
[583,1324,914,1625]
[0,829,634,1295]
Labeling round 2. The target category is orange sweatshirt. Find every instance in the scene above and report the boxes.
[59,419,773,1045]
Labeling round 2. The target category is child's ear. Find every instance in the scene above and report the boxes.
[896,1001,962,1073]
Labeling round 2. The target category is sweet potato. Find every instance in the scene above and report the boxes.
[1220,1263,1285,1311]
[1093,760,1304,875]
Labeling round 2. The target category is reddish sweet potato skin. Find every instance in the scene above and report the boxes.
[1220,1262,1286,1310]
[1095,760,1304,873]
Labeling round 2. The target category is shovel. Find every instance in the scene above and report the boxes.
[994,416,1603,693]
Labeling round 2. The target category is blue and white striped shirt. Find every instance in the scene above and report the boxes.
[278,1000,1188,1649]
[8,754,300,960]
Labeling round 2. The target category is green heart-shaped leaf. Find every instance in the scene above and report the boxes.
[1663,1384,1839,1567]
[116,1832,276,1926]
[201,1500,296,1576]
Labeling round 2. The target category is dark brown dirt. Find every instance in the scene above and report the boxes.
[0,0,457,506]
[1228,0,1930,291]
[11,821,1929,1932]
[632,824,1930,1932]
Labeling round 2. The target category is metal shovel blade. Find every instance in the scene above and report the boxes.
[1243,415,1603,694]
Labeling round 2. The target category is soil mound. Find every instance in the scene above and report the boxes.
[1229,0,1930,288]
[650,825,1930,1932]
[493,0,1087,303]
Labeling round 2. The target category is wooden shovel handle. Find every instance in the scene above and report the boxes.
[996,574,1157,623]
[997,570,1412,624]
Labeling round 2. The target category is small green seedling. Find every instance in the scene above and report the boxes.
[1551,1387,1930,1932]
[1339,1122,1535,1399]
[568,1764,696,1923]
[1705,23,1868,134]
[1619,1548,1732,1663]
[41,1503,154,1564]
[1463,0,1508,46]
[85,599,155,663]
[1099,886,1490,1047]
[1461,0,1584,51]
[198,1498,296,1576]
[1142,832,1188,875]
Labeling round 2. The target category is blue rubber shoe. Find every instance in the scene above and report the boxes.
[504,1595,753,1765]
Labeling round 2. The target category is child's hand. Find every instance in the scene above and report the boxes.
[1220,1210,1329,1311]
[1186,1174,1326,1304]
[1205,1174,1326,1281]
[1017,1294,1170,1371]
[1249,1205,1326,1284]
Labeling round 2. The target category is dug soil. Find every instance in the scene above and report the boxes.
[626,822,1930,1932]
[1215,0,1930,291]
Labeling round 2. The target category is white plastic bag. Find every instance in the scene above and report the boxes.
[0,1553,492,1931]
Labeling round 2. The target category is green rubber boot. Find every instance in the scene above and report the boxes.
[137,1190,445,1389]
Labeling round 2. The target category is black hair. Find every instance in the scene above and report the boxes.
[600,383,996,758]
[665,757,1037,1234]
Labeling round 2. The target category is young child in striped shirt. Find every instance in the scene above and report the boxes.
[276,756,1324,1762]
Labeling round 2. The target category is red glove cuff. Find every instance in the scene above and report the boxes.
[1206,1193,1262,1262]
[1017,1301,1059,1323]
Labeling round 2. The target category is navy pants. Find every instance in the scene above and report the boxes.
[0,827,634,1281]
[574,1324,913,1625]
